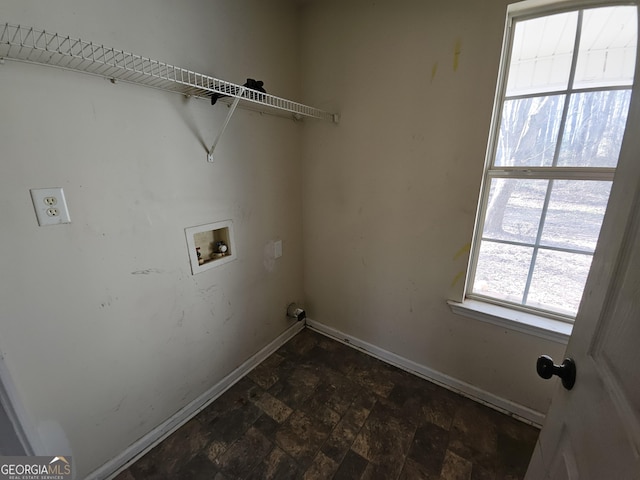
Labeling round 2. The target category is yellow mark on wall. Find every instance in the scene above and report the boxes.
[453,242,471,261]
[431,62,438,83]
[453,39,462,72]
[451,270,465,288]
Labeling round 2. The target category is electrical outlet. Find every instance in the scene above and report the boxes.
[274,240,283,259]
[30,188,71,226]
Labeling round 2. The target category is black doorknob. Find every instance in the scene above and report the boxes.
[536,355,576,390]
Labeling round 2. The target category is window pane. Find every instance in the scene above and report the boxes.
[467,4,638,319]
[526,249,593,316]
[494,95,565,167]
[574,6,638,89]
[473,241,533,303]
[483,178,548,244]
[506,12,578,96]
[541,180,612,252]
[557,90,632,167]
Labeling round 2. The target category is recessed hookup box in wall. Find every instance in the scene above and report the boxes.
[185,220,236,274]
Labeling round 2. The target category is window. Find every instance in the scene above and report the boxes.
[467,3,638,321]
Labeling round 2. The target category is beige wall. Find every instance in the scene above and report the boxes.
[0,0,303,477]
[299,0,566,415]
[0,0,571,476]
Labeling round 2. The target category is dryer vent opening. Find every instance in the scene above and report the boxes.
[287,303,306,322]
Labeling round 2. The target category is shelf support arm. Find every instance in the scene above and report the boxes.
[207,87,246,163]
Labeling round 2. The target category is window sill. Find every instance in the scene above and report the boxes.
[447,299,571,344]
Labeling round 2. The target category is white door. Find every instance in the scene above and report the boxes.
[525,40,640,480]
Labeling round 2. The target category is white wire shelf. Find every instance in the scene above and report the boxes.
[0,22,339,123]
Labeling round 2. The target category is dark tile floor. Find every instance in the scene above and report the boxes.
[115,329,539,480]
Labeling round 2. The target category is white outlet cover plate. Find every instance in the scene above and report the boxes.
[274,240,283,258]
[30,188,71,226]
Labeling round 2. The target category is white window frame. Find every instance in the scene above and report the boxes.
[451,0,639,342]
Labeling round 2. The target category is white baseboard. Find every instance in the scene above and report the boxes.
[90,321,305,480]
[305,319,545,428]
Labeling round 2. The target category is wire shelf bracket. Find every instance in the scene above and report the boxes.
[0,22,340,163]
[208,88,244,163]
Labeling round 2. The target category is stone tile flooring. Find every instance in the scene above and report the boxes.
[115,329,539,479]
